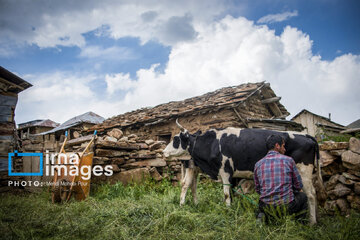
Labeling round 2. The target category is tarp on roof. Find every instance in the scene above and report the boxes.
[39,112,104,135]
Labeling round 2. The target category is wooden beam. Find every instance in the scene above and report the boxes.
[261,97,281,104]
[233,107,248,127]
[261,88,283,117]
[0,77,25,91]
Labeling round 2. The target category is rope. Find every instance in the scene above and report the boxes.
[222,183,258,206]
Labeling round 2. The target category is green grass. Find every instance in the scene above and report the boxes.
[1,180,359,240]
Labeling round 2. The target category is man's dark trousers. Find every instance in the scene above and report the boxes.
[257,192,308,222]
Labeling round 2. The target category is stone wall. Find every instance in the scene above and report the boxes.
[319,137,360,214]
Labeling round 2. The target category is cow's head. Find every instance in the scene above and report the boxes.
[163,119,191,158]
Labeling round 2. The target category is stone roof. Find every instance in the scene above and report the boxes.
[18,119,60,129]
[93,81,289,131]
[40,112,105,135]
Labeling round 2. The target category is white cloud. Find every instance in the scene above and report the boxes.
[79,45,137,60]
[16,16,360,125]
[0,0,227,48]
[105,72,137,94]
[257,10,298,24]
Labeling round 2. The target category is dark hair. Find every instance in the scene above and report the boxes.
[266,135,284,151]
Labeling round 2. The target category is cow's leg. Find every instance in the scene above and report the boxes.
[296,163,317,225]
[190,167,199,205]
[180,167,195,206]
[220,158,233,206]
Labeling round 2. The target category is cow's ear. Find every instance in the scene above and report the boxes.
[194,130,202,136]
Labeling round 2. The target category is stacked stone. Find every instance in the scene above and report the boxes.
[87,128,182,185]
[319,137,360,215]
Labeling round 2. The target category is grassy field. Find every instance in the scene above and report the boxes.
[1,179,359,240]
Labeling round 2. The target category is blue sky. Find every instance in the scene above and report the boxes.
[0,0,359,126]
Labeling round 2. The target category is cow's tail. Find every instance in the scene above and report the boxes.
[307,135,327,201]
[306,135,322,181]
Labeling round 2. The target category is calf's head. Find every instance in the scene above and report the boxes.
[163,119,190,158]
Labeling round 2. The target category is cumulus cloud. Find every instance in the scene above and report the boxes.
[105,72,137,94]
[257,10,298,24]
[0,0,226,48]
[16,16,360,125]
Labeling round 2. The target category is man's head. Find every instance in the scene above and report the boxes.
[266,135,286,154]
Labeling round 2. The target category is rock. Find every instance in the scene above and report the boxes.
[111,158,126,165]
[342,150,360,170]
[95,149,130,157]
[119,137,129,142]
[320,141,349,151]
[329,149,346,157]
[122,158,166,168]
[108,128,123,139]
[324,174,340,191]
[322,161,346,176]
[336,198,350,215]
[324,200,338,214]
[338,175,355,186]
[149,141,166,151]
[104,136,118,142]
[111,164,121,172]
[93,157,110,165]
[347,195,360,211]
[128,134,138,140]
[110,168,150,185]
[328,183,351,198]
[349,137,360,154]
[347,169,360,177]
[320,151,337,167]
[149,167,162,181]
[354,182,360,195]
[145,139,155,145]
[73,131,81,139]
[342,172,360,181]
[137,143,149,149]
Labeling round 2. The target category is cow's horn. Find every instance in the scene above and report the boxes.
[176,119,185,132]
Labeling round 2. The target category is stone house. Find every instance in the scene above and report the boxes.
[18,119,59,139]
[92,82,303,143]
[0,66,32,172]
[292,109,346,139]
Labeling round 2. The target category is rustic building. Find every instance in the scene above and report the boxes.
[92,82,303,142]
[40,111,105,140]
[341,119,360,136]
[0,66,32,172]
[18,119,59,139]
[292,109,346,139]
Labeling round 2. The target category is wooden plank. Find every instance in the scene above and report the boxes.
[0,106,12,115]
[0,94,17,106]
[261,88,283,117]
[233,107,248,127]
[261,97,281,104]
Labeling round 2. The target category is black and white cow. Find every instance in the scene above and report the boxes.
[163,120,324,225]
